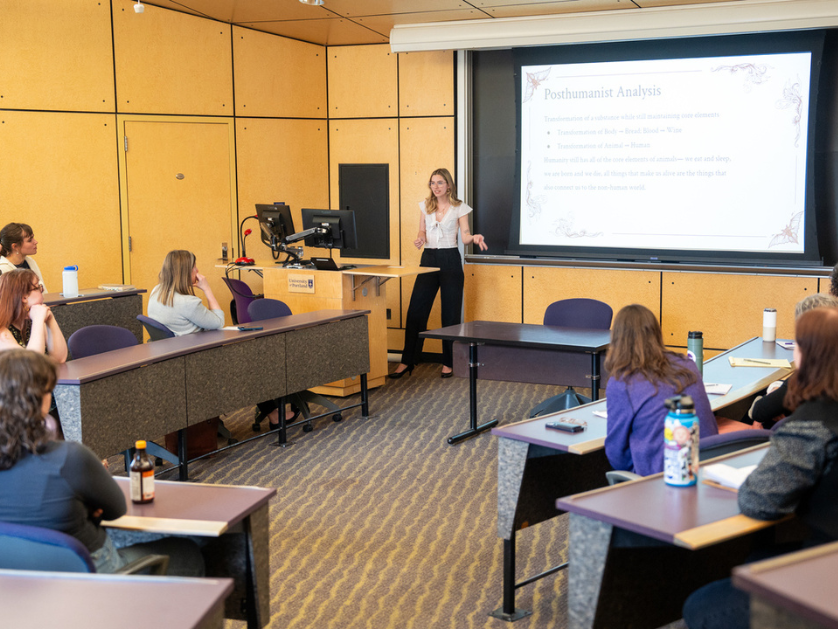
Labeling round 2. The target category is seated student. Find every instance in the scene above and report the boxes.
[604,304,717,476]
[147,250,224,335]
[682,306,838,629]
[748,292,838,428]
[0,349,203,575]
[0,269,67,363]
[0,223,46,291]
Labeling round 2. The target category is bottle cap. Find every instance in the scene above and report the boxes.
[688,331,703,339]
[135,440,147,449]
[665,395,695,412]
[63,265,78,271]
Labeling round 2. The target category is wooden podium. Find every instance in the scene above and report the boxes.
[260,264,434,396]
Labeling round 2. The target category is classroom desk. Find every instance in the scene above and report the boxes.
[556,446,781,629]
[105,477,275,629]
[420,321,611,445]
[733,540,838,629]
[489,336,794,621]
[224,262,434,396]
[0,569,234,629]
[45,287,146,344]
[53,309,370,470]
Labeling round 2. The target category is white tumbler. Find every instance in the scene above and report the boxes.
[763,308,777,343]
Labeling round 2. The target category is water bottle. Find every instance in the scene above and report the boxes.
[687,331,703,376]
[62,265,79,298]
[664,395,699,487]
[763,308,777,343]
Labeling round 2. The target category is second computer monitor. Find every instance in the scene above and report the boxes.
[255,203,295,248]
[300,208,358,250]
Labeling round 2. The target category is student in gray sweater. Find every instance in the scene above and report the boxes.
[147,250,224,335]
[683,307,838,629]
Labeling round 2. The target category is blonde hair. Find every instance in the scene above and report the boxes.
[424,168,462,214]
[795,293,838,319]
[156,250,196,307]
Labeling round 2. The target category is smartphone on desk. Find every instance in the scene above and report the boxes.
[545,420,585,433]
[237,326,263,331]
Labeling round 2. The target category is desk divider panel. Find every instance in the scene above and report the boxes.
[285,317,369,394]
[184,334,286,422]
[53,294,144,344]
[54,357,187,459]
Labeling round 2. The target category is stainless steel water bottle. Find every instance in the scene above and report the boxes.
[687,331,703,376]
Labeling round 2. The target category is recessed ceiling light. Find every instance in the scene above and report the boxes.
[299,0,324,5]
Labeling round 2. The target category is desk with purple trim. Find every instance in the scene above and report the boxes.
[0,570,234,629]
[556,446,782,629]
[45,287,147,345]
[489,336,794,621]
[733,540,838,629]
[53,309,371,472]
[105,477,275,629]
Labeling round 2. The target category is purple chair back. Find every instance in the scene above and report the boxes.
[136,315,175,341]
[222,277,257,324]
[0,521,96,573]
[248,298,292,322]
[68,325,138,359]
[544,298,613,330]
[698,430,772,461]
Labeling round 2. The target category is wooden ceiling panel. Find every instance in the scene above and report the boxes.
[324,0,474,18]
[634,0,739,6]
[356,10,491,36]
[238,18,389,46]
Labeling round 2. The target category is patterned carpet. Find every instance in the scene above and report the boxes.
[171,363,573,629]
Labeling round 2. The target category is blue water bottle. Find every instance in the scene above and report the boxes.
[664,395,699,487]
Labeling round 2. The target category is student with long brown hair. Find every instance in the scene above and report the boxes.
[683,306,838,629]
[0,350,203,575]
[390,168,488,379]
[604,304,716,475]
[0,269,67,362]
[0,222,46,291]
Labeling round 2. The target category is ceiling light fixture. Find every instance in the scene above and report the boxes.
[299,0,324,5]
[133,1,144,13]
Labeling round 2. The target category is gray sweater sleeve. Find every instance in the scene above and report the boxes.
[738,420,837,521]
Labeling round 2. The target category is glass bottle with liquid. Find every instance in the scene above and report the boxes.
[130,440,155,504]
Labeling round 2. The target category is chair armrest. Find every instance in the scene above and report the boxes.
[116,553,169,576]
[606,470,643,485]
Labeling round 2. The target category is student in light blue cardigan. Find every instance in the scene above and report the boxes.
[604,304,717,476]
[147,250,224,336]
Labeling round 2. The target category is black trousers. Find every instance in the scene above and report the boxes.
[401,248,464,368]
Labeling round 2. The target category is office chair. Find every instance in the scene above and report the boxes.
[68,324,181,470]
[247,298,343,433]
[67,325,139,360]
[222,276,262,325]
[136,315,176,341]
[529,298,614,416]
[0,521,168,575]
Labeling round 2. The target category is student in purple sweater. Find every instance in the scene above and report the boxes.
[604,304,717,476]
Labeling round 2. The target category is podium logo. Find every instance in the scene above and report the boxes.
[288,274,316,294]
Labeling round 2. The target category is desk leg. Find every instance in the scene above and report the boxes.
[271,396,292,448]
[448,343,498,445]
[361,373,370,418]
[590,353,601,402]
[243,508,270,629]
[177,429,189,481]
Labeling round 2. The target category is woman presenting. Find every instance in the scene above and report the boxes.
[390,168,488,379]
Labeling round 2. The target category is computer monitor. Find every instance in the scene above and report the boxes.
[300,208,358,250]
[255,203,295,250]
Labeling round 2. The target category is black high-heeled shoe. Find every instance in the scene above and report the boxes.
[389,365,413,379]
[441,369,453,379]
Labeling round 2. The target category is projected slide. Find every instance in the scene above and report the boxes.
[519,52,811,254]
